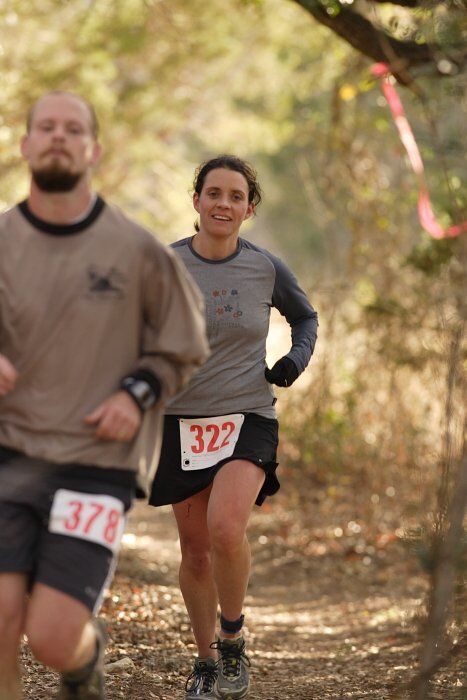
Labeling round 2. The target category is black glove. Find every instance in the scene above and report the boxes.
[265,356,299,387]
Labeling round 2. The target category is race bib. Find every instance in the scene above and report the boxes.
[180,414,245,471]
[49,489,125,553]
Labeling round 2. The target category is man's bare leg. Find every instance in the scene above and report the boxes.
[25,584,97,673]
[0,573,28,700]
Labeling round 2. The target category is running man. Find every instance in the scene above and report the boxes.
[0,91,209,700]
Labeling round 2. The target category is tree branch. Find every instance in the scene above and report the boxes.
[370,0,419,6]
[291,0,436,83]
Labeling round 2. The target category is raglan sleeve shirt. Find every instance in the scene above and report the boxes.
[165,237,318,419]
[268,251,318,374]
[133,241,209,403]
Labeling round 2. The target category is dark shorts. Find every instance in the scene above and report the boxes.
[149,412,279,508]
[0,446,135,611]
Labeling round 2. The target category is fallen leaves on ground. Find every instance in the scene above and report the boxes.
[21,495,464,699]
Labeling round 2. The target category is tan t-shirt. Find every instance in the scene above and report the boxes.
[0,198,209,492]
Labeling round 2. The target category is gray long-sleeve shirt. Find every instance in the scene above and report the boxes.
[167,236,318,418]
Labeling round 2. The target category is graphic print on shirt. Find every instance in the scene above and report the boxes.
[206,288,244,336]
[85,265,126,300]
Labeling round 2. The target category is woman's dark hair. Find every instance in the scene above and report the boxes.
[193,155,262,232]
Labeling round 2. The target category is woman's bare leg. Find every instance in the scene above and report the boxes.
[173,485,218,658]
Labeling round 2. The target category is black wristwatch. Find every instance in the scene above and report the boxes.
[120,377,157,412]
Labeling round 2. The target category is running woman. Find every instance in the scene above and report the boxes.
[0,91,209,700]
[149,155,318,699]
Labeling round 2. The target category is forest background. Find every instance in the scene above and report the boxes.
[0,1,465,698]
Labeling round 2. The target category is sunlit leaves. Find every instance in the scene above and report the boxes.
[0,0,345,239]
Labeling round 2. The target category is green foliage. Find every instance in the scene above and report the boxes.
[363,295,408,319]
[404,238,455,275]
[1,0,463,263]
[0,0,343,239]
[1,2,465,527]
[280,402,356,481]
[318,0,342,17]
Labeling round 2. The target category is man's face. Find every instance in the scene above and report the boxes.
[21,94,101,192]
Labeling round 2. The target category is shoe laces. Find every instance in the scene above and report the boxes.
[211,638,251,679]
[185,660,218,692]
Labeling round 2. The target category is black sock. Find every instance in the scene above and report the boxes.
[220,613,244,635]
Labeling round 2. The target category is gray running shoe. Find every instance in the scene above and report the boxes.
[185,657,218,699]
[213,636,251,699]
[56,618,107,699]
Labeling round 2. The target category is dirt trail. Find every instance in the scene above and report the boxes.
[22,501,462,699]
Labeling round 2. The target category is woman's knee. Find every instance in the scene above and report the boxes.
[180,537,212,577]
[209,518,246,555]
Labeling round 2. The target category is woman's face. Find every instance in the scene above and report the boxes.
[193,168,254,240]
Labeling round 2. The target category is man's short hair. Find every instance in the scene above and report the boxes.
[26,91,99,138]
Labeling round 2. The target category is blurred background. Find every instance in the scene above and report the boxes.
[1,1,465,696]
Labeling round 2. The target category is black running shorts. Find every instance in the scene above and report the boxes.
[149,412,279,508]
[0,446,135,611]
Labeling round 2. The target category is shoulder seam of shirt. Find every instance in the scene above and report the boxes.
[170,237,191,249]
[240,238,278,274]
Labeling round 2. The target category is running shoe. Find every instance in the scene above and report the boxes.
[185,657,218,699]
[56,618,107,699]
[213,636,250,699]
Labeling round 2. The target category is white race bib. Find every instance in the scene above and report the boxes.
[180,414,245,471]
[49,489,125,553]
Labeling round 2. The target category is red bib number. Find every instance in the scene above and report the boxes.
[49,489,125,553]
[180,414,245,471]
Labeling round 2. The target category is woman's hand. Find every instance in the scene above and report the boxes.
[265,357,299,387]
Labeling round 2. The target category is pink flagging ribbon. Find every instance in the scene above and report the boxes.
[371,62,466,239]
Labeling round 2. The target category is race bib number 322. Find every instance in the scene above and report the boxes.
[49,489,125,553]
[180,414,245,471]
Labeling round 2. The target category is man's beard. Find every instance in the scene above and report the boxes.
[31,165,83,192]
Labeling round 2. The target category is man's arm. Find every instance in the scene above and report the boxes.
[85,243,209,442]
[121,243,209,403]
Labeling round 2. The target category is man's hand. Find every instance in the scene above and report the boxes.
[265,356,299,388]
[84,391,142,441]
[0,354,19,397]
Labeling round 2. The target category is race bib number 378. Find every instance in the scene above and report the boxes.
[180,414,245,471]
[49,489,125,553]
